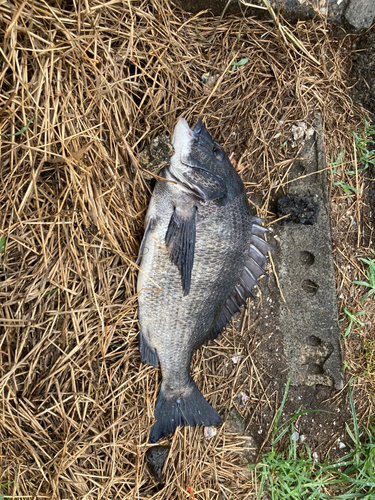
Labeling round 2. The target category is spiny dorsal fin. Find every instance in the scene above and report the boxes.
[207,217,273,341]
[250,234,274,255]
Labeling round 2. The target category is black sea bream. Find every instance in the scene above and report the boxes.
[137,118,273,442]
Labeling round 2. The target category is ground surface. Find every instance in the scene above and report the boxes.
[0,1,374,499]
[240,276,352,463]
[350,27,375,119]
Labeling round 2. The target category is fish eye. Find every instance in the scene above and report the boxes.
[213,146,224,161]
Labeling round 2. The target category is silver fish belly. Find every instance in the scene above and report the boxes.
[137,117,273,442]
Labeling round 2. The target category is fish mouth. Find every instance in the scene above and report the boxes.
[171,117,202,146]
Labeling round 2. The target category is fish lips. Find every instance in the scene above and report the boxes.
[171,117,202,145]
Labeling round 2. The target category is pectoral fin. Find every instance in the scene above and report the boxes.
[165,206,197,295]
[182,168,227,202]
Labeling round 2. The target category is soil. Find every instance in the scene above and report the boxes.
[350,26,375,121]
[349,26,375,231]
[240,30,375,460]
[276,195,320,225]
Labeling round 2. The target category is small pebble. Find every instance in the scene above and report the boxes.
[237,391,249,407]
[291,431,299,441]
[204,426,217,440]
[232,352,241,364]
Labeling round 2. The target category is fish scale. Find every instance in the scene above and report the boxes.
[137,117,273,442]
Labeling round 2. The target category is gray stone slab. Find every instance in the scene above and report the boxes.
[175,0,375,31]
[344,0,375,31]
[274,115,344,390]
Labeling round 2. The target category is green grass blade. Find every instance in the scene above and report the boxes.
[348,384,359,443]
[0,235,6,266]
[0,236,6,252]
[352,281,372,288]
[0,116,34,137]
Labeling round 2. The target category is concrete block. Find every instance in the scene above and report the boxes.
[274,114,344,390]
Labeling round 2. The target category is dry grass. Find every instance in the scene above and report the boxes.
[0,0,373,498]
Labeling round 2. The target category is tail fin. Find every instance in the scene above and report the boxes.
[149,380,221,443]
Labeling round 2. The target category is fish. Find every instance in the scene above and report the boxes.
[137,117,273,443]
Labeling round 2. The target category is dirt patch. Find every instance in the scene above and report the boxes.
[349,26,375,249]
[350,26,375,120]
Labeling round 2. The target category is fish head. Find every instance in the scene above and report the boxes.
[168,118,232,202]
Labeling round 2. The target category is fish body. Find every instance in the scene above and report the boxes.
[137,118,272,442]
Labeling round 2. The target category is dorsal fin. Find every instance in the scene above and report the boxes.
[250,234,274,255]
[207,217,273,341]
[251,222,268,238]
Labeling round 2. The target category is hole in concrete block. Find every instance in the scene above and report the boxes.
[302,279,319,295]
[290,162,305,178]
[309,363,324,375]
[308,335,321,346]
[300,251,315,267]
